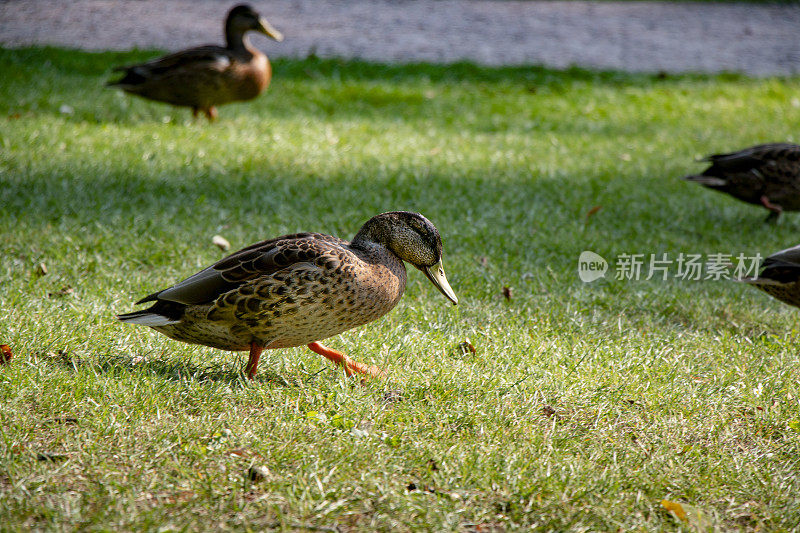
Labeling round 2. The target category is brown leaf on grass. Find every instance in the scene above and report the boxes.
[48,286,74,298]
[661,500,687,521]
[661,499,715,530]
[457,339,477,356]
[212,235,231,251]
[228,447,252,458]
[0,345,12,365]
[35,262,48,276]
[502,286,512,300]
[585,205,602,219]
[541,405,556,418]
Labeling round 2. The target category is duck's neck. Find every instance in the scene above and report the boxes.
[225,25,249,51]
[352,219,392,251]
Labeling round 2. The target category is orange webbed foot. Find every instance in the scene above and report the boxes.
[307,342,386,381]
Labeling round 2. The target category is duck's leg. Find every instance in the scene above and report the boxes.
[761,196,782,222]
[192,107,200,119]
[307,342,385,379]
[204,107,218,122]
[244,342,264,379]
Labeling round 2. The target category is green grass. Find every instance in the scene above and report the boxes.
[1,45,800,531]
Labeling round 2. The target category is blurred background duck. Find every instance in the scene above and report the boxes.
[743,244,800,308]
[118,211,458,380]
[683,143,800,222]
[108,4,283,121]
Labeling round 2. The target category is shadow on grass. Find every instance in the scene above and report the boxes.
[4,45,800,311]
[1,46,761,131]
[43,349,298,388]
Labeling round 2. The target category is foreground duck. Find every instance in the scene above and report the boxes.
[118,211,458,379]
[108,4,283,120]
[743,244,800,308]
[683,143,800,221]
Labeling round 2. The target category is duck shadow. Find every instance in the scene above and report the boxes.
[46,349,298,388]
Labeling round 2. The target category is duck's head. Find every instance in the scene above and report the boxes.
[227,4,284,42]
[354,211,458,305]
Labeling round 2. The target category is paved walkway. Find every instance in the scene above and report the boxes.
[1,0,799,76]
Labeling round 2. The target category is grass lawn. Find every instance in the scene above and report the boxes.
[1,46,800,531]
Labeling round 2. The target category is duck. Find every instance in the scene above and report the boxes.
[108,4,283,121]
[683,143,800,222]
[118,211,458,379]
[743,244,800,308]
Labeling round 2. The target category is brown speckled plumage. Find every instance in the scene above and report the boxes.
[683,143,800,221]
[118,211,458,379]
[744,244,800,308]
[108,4,282,120]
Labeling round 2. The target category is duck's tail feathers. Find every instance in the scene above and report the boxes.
[682,174,727,187]
[106,67,147,88]
[117,310,179,326]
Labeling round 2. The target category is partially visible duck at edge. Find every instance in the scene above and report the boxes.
[683,143,800,222]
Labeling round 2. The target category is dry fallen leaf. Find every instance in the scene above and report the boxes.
[457,339,477,356]
[0,344,12,365]
[661,499,715,530]
[36,262,48,276]
[228,447,251,458]
[661,499,687,522]
[502,286,512,301]
[585,205,602,219]
[541,405,556,418]
[212,235,231,251]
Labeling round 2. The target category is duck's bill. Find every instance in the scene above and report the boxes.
[424,260,458,305]
[258,18,284,42]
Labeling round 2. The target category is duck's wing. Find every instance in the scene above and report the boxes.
[136,233,349,306]
[110,45,236,86]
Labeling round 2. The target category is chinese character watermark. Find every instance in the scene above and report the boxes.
[578,251,762,283]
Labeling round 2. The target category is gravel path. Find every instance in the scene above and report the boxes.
[1,0,799,76]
